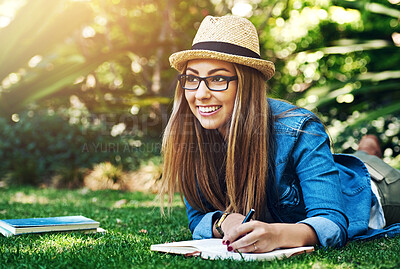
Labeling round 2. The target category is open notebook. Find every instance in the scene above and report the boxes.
[151,238,314,261]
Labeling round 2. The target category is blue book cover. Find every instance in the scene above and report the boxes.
[1,216,98,228]
[0,216,99,236]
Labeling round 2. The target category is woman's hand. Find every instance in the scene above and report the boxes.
[213,213,246,238]
[223,221,318,253]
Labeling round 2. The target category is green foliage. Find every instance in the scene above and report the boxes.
[251,0,400,162]
[0,109,160,187]
[0,0,211,122]
[0,187,400,268]
[94,162,124,184]
[0,0,106,115]
[0,0,399,186]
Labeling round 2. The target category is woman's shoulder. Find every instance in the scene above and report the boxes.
[267,98,313,116]
[267,98,321,131]
[267,98,296,114]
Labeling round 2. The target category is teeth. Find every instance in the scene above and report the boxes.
[198,106,221,113]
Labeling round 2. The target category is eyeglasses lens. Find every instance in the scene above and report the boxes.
[180,75,229,91]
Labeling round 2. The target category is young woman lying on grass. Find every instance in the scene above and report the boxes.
[160,15,400,253]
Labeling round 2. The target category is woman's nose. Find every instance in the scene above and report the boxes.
[195,80,211,100]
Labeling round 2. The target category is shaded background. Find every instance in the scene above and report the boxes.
[0,0,399,188]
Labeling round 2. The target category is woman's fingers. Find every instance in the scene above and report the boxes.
[235,242,259,253]
[221,213,246,242]
[223,221,254,243]
[226,222,258,249]
[234,239,277,253]
[227,221,279,253]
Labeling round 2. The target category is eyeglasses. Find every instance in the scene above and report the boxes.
[178,74,238,91]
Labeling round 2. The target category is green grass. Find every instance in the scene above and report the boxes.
[0,187,399,268]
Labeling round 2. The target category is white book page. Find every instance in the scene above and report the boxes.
[201,245,314,261]
[151,239,314,261]
[150,239,224,255]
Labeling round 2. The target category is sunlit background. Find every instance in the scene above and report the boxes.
[0,0,399,188]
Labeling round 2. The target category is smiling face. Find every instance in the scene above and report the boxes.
[184,59,238,138]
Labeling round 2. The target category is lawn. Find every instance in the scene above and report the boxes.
[0,186,399,268]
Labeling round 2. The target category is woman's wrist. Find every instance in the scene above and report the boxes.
[276,223,318,247]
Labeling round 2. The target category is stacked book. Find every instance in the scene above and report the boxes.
[0,216,100,237]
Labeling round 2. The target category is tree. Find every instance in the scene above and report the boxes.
[0,0,213,136]
[0,0,399,172]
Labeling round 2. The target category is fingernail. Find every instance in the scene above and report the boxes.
[226,240,230,245]
[222,240,226,245]
[227,246,233,252]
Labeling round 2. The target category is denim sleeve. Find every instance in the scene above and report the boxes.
[184,198,223,239]
[292,118,349,247]
[299,217,344,247]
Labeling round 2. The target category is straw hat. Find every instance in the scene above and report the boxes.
[169,15,275,80]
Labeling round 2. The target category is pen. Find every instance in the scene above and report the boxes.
[242,209,255,224]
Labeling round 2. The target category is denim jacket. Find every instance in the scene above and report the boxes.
[185,98,400,247]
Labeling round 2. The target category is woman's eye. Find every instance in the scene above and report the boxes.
[211,76,227,82]
[187,76,199,82]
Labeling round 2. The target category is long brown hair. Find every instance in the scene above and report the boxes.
[161,63,271,220]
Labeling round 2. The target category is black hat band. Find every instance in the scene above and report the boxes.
[192,41,261,59]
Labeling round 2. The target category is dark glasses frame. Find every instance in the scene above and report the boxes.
[177,74,238,91]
